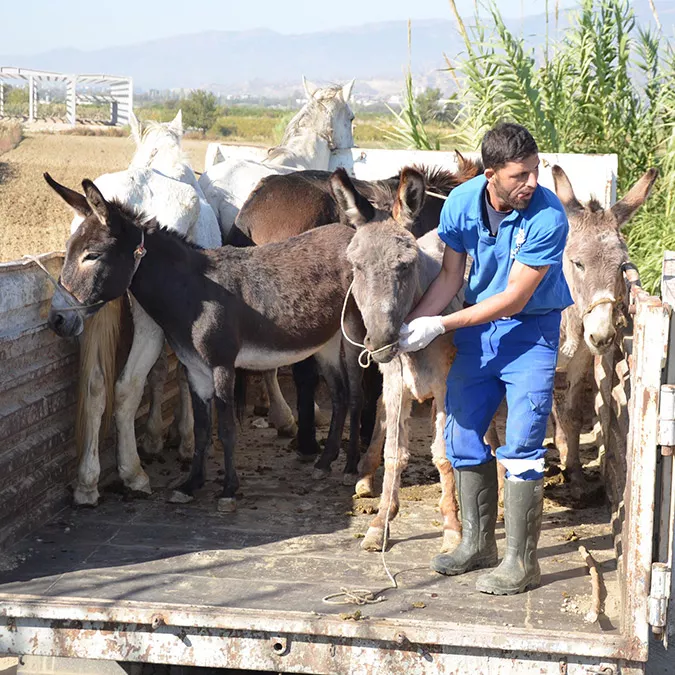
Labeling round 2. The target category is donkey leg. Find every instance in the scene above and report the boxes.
[251,373,270,417]
[142,344,168,456]
[313,337,348,479]
[355,396,386,498]
[362,383,412,552]
[214,366,241,513]
[342,342,364,484]
[263,369,297,437]
[485,419,505,519]
[175,363,195,464]
[169,379,213,504]
[293,357,322,461]
[73,359,106,507]
[114,303,164,495]
[557,346,593,493]
[431,391,461,553]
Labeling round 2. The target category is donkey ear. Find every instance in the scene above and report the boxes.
[342,78,355,102]
[129,110,142,146]
[330,168,375,227]
[551,165,583,215]
[393,167,425,229]
[169,109,183,136]
[611,167,658,229]
[44,172,92,219]
[82,179,111,226]
[302,75,317,99]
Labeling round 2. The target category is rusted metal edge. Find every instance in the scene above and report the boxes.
[0,251,64,273]
[0,594,643,661]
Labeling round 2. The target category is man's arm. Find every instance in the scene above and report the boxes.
[440,261,549,332]
[406,246,467,322]
[400,260,549,352]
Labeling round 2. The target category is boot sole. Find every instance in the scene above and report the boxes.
[431,555,498,577]
[476,575,541,595]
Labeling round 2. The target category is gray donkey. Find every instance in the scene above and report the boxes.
[331,168,465,554]
[550,165,657,491]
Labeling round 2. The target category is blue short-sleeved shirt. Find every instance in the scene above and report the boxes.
[438,174,573,315]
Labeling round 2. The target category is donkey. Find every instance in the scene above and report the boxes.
[43,170,427,508]
[231,156,483,461]
[65,111,222,506]
[550,164,658,490]
[319,168,465,553]
[198,77,355,242]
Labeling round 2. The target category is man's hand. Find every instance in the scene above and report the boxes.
[399,316,445,353]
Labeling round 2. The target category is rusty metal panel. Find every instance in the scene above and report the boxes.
[619,284,670,659]
[0,255,180,551]
[0,254,77,551]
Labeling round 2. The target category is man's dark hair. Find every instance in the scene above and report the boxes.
[481,122,538,170]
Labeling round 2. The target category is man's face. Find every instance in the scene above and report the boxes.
[487,154,540,210]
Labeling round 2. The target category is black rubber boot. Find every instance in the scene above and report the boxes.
[476,478,544,595]
[430,460,498,576]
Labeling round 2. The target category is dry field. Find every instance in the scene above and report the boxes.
[0,133,211,263]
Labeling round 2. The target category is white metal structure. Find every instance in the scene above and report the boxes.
[0,67,132,126]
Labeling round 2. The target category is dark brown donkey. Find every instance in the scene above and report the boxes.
[231,155,483,463]
[44,169,426,507]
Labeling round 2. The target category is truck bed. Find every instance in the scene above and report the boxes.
[0,397,619,637]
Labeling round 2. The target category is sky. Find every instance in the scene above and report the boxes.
[4,0,579,55]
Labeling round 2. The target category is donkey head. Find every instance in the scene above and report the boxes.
[552,164,658,355]
[339,166,426,363]
[44,173,143,338]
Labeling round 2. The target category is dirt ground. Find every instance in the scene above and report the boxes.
[0,133,212,263]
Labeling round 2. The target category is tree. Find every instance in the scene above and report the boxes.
[415,87,443,124]
[183,90,219,131]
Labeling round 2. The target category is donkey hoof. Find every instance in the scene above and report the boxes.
[342,473,359,487]
[296,452,318,464]
[276,421,298,438]
[440,530,462,554]
[73,486,100,508]
[123,472,152,495]
[217,497,237,513]
[361,526,385,552]
[169,490,194,504]
[354,477,374,498]
[312,468,331,481]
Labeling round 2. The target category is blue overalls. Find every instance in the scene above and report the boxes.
[438,175,573,481]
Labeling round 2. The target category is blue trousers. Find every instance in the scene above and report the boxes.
[444,311,561,480]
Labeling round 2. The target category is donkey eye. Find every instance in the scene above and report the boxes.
[83,251,102,262]
[572,260,585,271]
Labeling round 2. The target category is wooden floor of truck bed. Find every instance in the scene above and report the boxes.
[0,399,620,636]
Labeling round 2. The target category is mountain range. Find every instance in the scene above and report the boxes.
[1,1,671,97]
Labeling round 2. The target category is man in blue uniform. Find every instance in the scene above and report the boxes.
[399,122,572,595]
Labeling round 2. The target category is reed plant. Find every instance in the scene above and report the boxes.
[404,0,675,294]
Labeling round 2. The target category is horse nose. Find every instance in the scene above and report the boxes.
[364,335,374,350]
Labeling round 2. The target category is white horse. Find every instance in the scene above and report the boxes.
[198,76,355,436]
[199,76,355,241]
[69,111,222,506]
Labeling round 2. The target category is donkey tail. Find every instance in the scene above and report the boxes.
[76,298,124,459]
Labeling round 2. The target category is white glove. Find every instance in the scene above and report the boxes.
[399,316,445,353]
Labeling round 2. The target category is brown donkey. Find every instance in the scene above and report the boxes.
[44,169,427,506]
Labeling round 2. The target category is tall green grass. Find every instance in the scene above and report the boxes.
[398,0,674,293]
